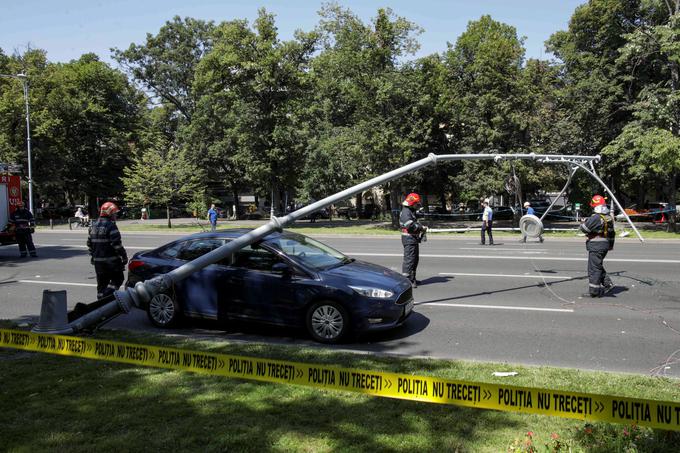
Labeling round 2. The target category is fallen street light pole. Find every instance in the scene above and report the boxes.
[34,152,633,335]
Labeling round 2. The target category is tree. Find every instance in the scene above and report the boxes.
[603,0,680,230]
[306,4,425,224]
[191,9,317,215]
[0,48,49,195]
[441,16,529,203]
[36,54,143,211]
[122,137,203,228]
[112,16,215,122]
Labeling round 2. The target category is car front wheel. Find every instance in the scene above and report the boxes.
[147,293,180,328]
[306,301,350,344]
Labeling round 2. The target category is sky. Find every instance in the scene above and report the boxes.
[0,0,587,65]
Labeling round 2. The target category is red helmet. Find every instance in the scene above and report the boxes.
[100,202,120,217]
[590,195,606,207]
[403,193,421,207]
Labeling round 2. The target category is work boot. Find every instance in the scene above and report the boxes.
[539,237,544,243]
[581,292,601,298]
[519,238,526,243]
[602,282,615,295]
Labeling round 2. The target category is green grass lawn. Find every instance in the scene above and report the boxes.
[1,322,679,452]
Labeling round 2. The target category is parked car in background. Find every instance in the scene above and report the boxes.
[126,229,414,343]
[335,202,358,219]
[526,200,570,220]
[615,202,675,222]
[491,205,516,220]
[417,205,450,220]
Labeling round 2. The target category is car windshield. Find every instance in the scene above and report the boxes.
[266,234,350,270]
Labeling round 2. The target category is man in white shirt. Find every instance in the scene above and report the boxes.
[480,198,493,245]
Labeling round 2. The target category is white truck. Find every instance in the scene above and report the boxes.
[0,174,21,246]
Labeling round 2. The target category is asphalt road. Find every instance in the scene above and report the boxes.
[2,229,680,378]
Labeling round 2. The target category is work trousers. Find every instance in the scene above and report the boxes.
[16,229,36,256]
[587,246,611,296]
[94,263,124,299]
[481,220,493,245]
[401,235,420,280]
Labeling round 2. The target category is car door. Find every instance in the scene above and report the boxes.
[224,243,301,325]
[174,238,227,320]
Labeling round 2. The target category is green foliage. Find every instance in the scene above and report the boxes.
[122,108,203,224]
[112,16,215,121]
[190,9,316,205]
[3,2,680,216]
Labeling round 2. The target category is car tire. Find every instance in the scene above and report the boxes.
[147,292,180,328]
[306,301,350,344]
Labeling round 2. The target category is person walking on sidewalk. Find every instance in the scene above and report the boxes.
[208,204,218,232]
[480,198,493,245]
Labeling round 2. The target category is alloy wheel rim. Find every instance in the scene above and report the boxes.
[149,294,175,325]
[311,305,344,339]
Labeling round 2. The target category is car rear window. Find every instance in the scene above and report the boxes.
[177,239,225,261]
[158,241,184,259]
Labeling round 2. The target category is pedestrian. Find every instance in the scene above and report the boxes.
[74,206,89,226]
[579,194,615,298]
[8,200,37,257]
[208,204,218,232]
[480,198,493,245]
[520,201,544,243]
[399,193,427,287]
[87,202,128,299]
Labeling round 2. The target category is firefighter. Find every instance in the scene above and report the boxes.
[579,194,616,298]
[8,200,37,257]
[400,192,427,287]
[88,202,128,299]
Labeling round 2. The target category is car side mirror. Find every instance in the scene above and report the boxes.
[272,262,291,275]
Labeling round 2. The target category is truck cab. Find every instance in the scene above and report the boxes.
[0,174,21,246]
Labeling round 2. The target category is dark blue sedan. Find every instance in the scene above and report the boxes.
[126,229,414,343]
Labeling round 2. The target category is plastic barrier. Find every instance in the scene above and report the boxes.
[2,328,679,431]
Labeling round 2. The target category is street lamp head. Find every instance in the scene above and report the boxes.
[0,73,27,80]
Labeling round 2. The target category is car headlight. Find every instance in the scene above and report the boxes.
[348,285,394,299]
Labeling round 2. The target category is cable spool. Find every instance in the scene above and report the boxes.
[519,214,543,238]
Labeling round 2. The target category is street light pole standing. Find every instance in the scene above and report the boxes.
[0,73,33,213]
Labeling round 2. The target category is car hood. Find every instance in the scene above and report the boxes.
[321,259,411,292]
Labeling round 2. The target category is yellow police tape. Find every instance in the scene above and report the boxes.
[2,328,679,431]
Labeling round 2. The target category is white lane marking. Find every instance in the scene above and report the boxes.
[421,302,574,313]
[18,280,97,287]
[459,247,548,252]
[439,272,575,280]
[345,252,680,264]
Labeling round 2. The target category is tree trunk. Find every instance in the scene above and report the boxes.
[87,195,98,221]
[355,193,363,219]
[390,185,401,229]
[166,204,171,229]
